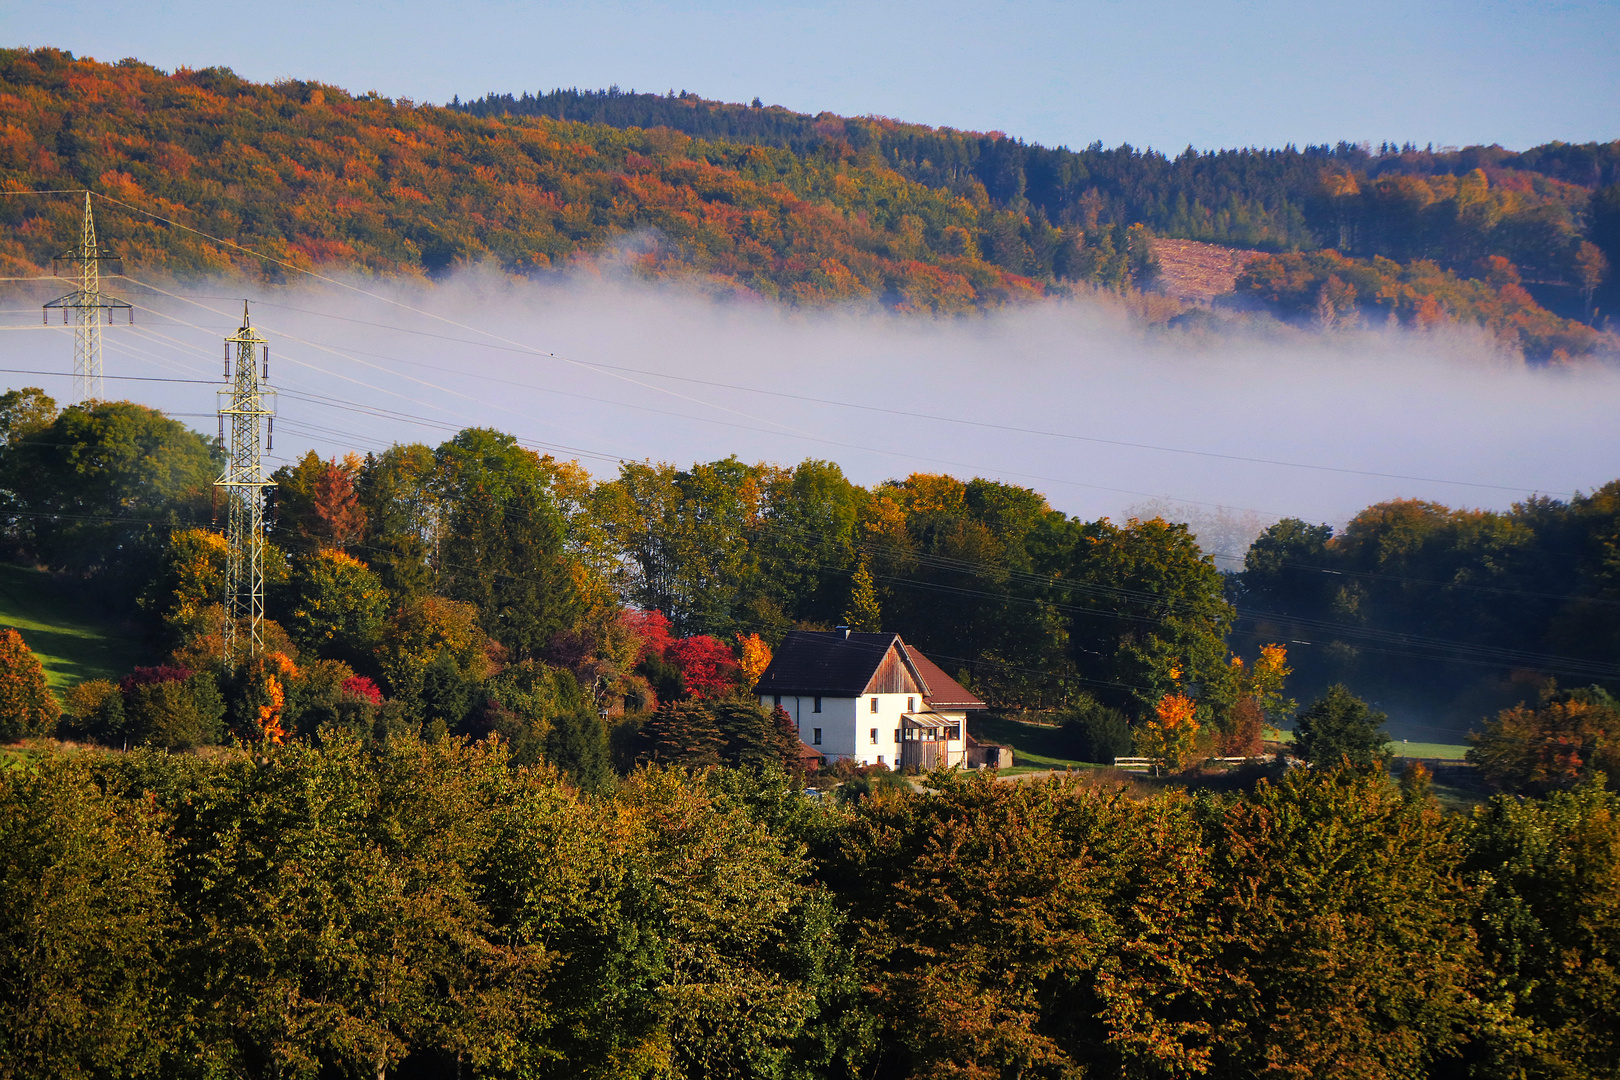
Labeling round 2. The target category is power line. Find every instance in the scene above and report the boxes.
[0,366,213,385]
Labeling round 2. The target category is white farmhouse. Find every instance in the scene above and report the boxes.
[755,629,986,769]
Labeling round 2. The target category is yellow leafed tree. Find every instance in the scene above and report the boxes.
[736,633,772,687]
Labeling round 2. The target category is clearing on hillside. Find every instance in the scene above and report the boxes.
[0,563,147,692]
[1152,237,1262,305]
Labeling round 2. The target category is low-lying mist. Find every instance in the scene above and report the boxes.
[10,267,1619,550]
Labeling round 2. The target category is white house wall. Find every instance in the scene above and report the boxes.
[762,692,965,768]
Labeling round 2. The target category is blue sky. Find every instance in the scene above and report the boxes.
[9,0,1617,151]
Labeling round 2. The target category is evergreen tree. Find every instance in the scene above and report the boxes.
[544,708,612,791]
[640,700,725,766]
[844,557,882,631]
[712,698,802,770]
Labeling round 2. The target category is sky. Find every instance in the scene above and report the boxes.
[8,0,1619,151]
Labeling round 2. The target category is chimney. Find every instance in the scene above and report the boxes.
[836,625,850,639]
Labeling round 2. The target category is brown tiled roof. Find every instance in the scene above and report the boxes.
[903,645,987,710]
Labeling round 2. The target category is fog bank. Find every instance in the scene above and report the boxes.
[7,269,1618,539]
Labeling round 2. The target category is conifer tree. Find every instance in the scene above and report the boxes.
[844,557,881,632]
[640,700,725,766]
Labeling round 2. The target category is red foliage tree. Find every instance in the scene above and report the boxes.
[340,675,383,705]
[620,609,674,665]
[310,458,366,550]
[666,636,741,701]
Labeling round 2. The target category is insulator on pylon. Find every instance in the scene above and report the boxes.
[218,414,224,442]
[262,346,269,379]
[267,416,273,451]
[224,342,231,378]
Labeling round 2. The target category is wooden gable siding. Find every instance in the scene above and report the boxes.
[861,645,924,695]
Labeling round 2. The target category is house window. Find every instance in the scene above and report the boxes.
[907,696,916,712]
[870,697,879,713]
[948,725,961,740]
[870,728,878,745]
[773,694,782,707]
[812,728,822,745]
[877,755,885,765]
[893,729,901,743]
[813,696,821,713]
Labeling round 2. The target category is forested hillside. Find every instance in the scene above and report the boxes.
[461,86,1620,313]
[1,48,1615,357]
[0,48,1062,311]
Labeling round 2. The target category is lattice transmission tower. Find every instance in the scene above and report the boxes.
[216,302,277,660]
[43,192,130,402]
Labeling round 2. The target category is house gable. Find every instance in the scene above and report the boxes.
[860,643,926,696]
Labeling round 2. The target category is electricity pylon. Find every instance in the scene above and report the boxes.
[43,192,131,402]
[216,302,276,660]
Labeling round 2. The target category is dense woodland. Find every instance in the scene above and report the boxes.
[0,399,1618,1080]
[460,86,1620,276]
[0,384,1616,754]
[4,740,1619,1080]
[1,49,1616,358]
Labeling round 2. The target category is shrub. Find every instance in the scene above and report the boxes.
[119,666,225,750]
[1057,694,1132,763]
[59,679,123,742]
[340,675,382,705]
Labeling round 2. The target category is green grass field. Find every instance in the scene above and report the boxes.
[977,713,1473,772]
[1388,741,1470,761]
[971,715,1102,771]
[0,563,147,693]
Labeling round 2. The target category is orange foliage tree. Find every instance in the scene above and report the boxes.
[1469,687,1620,793]
[0,629,59,739]
[1136,691,1201,772]
[252,652,299,745]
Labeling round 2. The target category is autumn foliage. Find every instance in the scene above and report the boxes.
[1469,686,1620,793]
[1236,246,1608,359]
[0,629,58,740]
[0,49,1043,312]
[1136,691,1201,770]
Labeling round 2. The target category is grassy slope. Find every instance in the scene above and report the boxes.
[971,714,1096,770]
[0,563,147,693]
